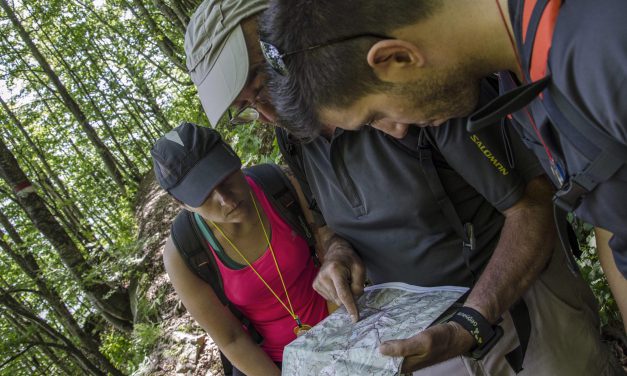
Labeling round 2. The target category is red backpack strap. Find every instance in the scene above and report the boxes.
[522,0,562,82]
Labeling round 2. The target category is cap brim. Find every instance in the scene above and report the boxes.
[196,26,249,127]
[169,145,242,207]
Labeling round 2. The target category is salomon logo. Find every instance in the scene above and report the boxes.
[470,135,509,176]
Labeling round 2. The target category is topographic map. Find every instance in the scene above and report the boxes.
[282,283,468,376]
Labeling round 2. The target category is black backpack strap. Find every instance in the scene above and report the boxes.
[171,210,228,304]
[170,210,263,344]
[243,163,319,265]
[552,205,582,276]
[467,76,551,133]
[415,129,477,284]
[543,84,627,213]
[275,127,325,227]
[503,299,531,373]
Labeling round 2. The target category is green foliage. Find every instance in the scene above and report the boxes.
[132,323,162,354]
[100,329,135,373]
[100,323,161,374]
[216,119,280,165]
[575,221,622,327]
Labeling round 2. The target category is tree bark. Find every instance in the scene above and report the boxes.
[152,0,187,33]
[0,136,133,331]
[0,96,105,246]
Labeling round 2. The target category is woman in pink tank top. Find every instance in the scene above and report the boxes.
[152,123,331,376]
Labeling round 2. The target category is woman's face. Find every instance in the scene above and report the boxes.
[186,171,253,224]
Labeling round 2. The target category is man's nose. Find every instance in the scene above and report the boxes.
[256,101,278,123]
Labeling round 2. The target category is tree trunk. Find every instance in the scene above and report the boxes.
[0,0,128,195]
[68,42,151,161]
[123,0,187,71]
[0,136,133,331]
[0,95,105,246]
[152,0,186,33]
[4,314,77,375]
[0,95,72,199]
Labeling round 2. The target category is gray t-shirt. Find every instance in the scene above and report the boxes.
[504,0,627,275]
[296,81,543,287]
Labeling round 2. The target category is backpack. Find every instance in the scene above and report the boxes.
[466,0,627,277]
[275,128,326,228]
[275,126,531,372]
[170,163,317,375]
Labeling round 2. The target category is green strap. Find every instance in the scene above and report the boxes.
[193,213,245,270]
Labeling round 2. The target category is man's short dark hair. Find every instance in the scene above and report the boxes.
[260,0,440,139]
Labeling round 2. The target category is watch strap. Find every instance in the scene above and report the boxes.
[448,306,503,359]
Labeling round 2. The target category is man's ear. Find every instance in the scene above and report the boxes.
[366,39,425,83]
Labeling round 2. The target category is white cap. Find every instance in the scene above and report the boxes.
[184,0,269,126]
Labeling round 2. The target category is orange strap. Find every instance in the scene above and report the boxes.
[522,0,563,82]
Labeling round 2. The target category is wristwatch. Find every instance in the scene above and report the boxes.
[448,306,503,360]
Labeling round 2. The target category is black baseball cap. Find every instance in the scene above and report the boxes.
[151,122,242,207]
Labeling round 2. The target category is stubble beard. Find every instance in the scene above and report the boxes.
[394,62,482,124]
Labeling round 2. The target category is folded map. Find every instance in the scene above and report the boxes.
[282,283,468,376]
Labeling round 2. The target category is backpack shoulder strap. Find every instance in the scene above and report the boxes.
[171,210,229,305]
[170,210,263,344]
[243,164,316,250]
[522,0,562,83]
[466,0,561,133]
[275,128,325,226]
[414,130,477,282]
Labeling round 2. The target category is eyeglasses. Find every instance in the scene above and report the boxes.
[227,70,266,125]
[260,33,391,76]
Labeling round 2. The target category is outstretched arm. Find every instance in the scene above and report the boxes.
[381,175,556,372]
[163,237,280,376]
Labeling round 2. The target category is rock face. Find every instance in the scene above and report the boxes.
[133,172,224,375]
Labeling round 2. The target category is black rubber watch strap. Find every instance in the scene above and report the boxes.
[448,306,503,359]
[449,306,493,346]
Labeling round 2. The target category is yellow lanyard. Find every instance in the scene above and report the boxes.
[210,190,310,333]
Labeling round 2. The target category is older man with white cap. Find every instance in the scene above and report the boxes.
[185,0,276,127]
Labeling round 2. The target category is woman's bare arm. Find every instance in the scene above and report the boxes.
[163,237,280,376]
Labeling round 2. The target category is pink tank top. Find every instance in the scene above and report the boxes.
[209,176,328,361]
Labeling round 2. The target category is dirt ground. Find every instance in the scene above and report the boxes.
[132,172,626,375]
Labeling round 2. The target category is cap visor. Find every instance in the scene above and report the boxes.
[196,26,249,127]
[169,145,242,207]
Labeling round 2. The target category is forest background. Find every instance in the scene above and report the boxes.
[0,0,622,374]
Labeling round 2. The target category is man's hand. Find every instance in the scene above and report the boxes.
[380,322,475,372]
[313,235,366,323]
